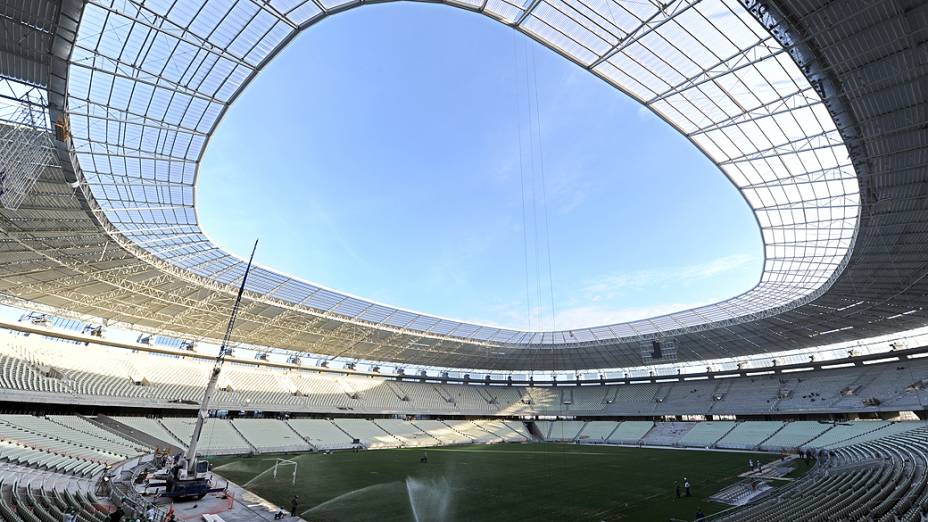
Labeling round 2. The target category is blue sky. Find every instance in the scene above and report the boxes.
[197,3,762,332]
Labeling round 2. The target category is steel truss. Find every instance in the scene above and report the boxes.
[0,0,923,371]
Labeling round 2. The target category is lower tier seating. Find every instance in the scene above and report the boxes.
[4,411,928,521]
[0,461,109,522]
[723,426,928,521]
[231,419,311,453]
[0,415,148,476]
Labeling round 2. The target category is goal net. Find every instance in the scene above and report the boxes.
[273,458,298,485]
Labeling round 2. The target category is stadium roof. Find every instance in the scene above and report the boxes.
[0,0,925,371]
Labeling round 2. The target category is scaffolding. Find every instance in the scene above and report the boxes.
[0,81,55,210]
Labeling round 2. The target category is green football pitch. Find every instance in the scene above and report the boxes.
[209,444,788,521]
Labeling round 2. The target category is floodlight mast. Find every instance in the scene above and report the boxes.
[185,239,258,471]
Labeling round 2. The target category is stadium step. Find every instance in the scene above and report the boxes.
[755,421,789,449]
[329,420,357,443]
[573,421,590,441]
[154,419,190,448]
[81,415,159,452]
[227,421,258,454]
[283,420,319,451]
[370,420,408,447]
[827,368,883,408]
[710,481,773,506]
[439,420,474,442]
[384,381,408,402]
[712,422,741,448]
[524,421,544,441]
[629,422,651,443]
[409,421,443,444]
[431,385,455,405]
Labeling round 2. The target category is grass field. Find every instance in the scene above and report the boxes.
[210,444,783,521]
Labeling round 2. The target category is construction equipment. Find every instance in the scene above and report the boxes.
[163,240,258,500]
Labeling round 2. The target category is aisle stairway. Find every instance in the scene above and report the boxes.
[723,426,928,521]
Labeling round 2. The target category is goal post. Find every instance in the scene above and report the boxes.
[273,458,298,486]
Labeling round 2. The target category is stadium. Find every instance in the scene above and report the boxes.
[0,0,926,520]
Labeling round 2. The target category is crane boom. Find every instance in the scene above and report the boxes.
[185,239,258,469]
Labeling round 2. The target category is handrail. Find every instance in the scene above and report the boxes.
[106,455,171,522]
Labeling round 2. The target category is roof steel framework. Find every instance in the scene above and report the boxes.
[0,0,924,370]
[66,0,861,346]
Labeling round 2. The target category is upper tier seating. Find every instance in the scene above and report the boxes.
[4,333,928,417]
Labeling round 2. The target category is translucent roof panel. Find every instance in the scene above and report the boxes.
[65,0,859,348]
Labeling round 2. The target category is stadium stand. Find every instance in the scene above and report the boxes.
[285,419,355,450]
[0,442,103,477]
[0,415,144,466]
[678,421,738,448]
[608,421,656,444]
[332,419,401,449]
[824,421,928,449]
[0,415,152,478]
[6,334,928,419]
[545,421,585,441]
[504,420,531,438]
[800,421,891,449]
[443,421,502,444]
[715,421,785,450]
[757,421,835,451]
[477,420,530,442]
[721,425,928,521]
[231,419,311,453]
[0,0,924,519]
[5,328,928,519]
[534,420,554,439]
[5,409,928,521]
[111,417,187,450]
[576,421,618,442]
[159,418,251,455]
[410,420,471,445]
[640,422,695,447]
[62,415,928,462]
[0,465,109,522]
[372,419,439,447]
